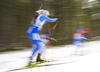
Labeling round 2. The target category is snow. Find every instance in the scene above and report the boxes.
[0,40,100,72]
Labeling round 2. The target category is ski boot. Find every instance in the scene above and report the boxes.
[36,53,47,63]
[28,56,33,66]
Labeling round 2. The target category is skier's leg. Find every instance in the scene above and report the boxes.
[75,41,83,55]
[38,42,45,54]
[78,43,83,55]
[36,41,46,62]
[30,40,41,58]
[73,40,80,54]
[29,40,40,64]
[29,33,41,58]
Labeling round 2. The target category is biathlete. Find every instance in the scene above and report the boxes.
[72,30,89,55]
[27,9,58,63]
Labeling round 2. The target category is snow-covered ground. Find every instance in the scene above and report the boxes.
[0,40,100,72]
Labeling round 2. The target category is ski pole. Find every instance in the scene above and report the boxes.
[48,21,59,60]
[49,18,60,33]
[51,21,58,30]
[50,21,59,36]
[50,44,54,60]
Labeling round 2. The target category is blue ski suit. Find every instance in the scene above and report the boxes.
[28,15,57,57]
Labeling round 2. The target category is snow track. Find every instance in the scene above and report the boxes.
[0,41,100,72]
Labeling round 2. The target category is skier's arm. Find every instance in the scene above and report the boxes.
[40,36,52,41]
[80,35,89,40]
[46,37,53,41]
[46,37,57,42]
[40,15,57,22]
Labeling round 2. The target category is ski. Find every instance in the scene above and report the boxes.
[22,59,61,69]
[5,63,44,72]
[5,60,56,72]
[31,60,52,64]
[21,63,44,69]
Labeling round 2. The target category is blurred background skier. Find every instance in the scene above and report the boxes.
[27,9,58,64]
[72,29,89,55]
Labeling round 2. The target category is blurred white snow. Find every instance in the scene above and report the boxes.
[0,40,100,72]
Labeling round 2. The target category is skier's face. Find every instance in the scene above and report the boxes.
[46,14,49,17]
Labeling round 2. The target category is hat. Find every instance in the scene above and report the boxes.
[36,9,44,15]
[42,10,50,16]
[76,29,84,32]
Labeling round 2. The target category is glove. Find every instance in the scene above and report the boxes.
[57,18,60,21]
[51,37,57,42]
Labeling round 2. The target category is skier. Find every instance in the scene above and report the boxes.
[28,9,58,64]
[72,29,89,55]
